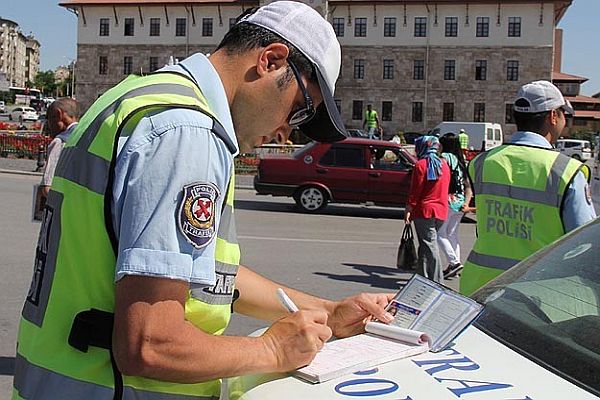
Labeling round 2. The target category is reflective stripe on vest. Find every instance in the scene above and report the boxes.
[14,353,217,400]
[15,72,240,399]
[460,144,582,296]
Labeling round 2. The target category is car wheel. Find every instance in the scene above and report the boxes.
[572,154,581,161]
[294,186,328,212]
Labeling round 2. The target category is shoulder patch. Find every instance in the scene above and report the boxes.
[178,182,220,249]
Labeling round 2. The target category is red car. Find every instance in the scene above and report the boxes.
[254,138,417,212]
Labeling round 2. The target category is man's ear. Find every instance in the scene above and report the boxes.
[256,43,289,77]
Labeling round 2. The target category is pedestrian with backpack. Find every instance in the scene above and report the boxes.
[438,133,474,279]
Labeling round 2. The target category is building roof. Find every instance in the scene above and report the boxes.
[60,0,249,5]
[565,95,600,104]
[573,110,600,120]
[553,71,588,83]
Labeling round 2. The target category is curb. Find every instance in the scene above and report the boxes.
[0,169,42,177]
[1,168,256,190]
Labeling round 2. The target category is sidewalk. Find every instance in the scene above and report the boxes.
[0,156,256,189]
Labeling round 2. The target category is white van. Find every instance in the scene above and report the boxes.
[555,139,592,161]
[430,122,503,151]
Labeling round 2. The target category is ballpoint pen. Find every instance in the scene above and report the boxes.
[276,288,299,313]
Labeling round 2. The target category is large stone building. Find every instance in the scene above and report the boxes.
[0,18,41,88]
[59,0,572,136]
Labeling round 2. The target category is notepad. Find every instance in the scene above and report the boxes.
[294,329,429,383]
[294,274,483,383]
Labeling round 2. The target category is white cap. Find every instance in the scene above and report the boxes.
[513,80,573,114]
[237,1,347,142]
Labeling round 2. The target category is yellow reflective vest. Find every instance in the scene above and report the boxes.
[14,72,240,399]
[460,144,586,296]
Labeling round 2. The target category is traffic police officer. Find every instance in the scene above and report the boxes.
[461,80,596,296]
[13,3,395,399]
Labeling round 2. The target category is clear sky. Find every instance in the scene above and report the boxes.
[3,0,599,95]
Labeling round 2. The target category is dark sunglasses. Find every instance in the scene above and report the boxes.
[287,60,316,127]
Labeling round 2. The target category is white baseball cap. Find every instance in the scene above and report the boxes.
[237,1,347,142]
[513,80,573,114]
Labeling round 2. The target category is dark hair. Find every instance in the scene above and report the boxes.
[216,18,315,89]
[440,132,466,169]
[512,98,551,133]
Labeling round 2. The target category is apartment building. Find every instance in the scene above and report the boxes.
[59,0,572,136]
[0,18,41,88]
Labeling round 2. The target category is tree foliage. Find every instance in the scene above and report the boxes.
[34,70,57,96]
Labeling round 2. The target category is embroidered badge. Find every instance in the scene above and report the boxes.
[178,182,220,249]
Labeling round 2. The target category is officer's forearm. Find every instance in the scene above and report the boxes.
[233,265,335,321]
[113,275,278,383]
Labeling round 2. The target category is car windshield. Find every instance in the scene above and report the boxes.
[473,219,600,395]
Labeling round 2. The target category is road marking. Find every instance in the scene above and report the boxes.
[238,235,395,246]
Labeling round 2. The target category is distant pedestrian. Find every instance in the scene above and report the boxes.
[458,128,469,150]
[405,135,450,283]
[461,80,596,295]
[437,133,473,279]
[363,104,380,139]
[40,98,79,197]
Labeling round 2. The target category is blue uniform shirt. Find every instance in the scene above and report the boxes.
[510,131,596,232]
[112,54,239,284]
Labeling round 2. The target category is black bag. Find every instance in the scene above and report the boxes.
[448,159,465,196]
[396,224,417,270]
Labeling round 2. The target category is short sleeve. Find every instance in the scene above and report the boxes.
[562,170,597,233]
[111,108,233,284]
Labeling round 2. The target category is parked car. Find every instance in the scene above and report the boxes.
[230,218,600,399]
[254,138,416,212]
[0,101,5,113]
[9,106,38,122]
[556,138,593,161]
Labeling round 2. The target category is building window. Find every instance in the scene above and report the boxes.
[333,17,344,37]
[176,18,186,36]
[202,18,213,36]
[354,59,365,79]
[507,60,519,81]
[414,17,427,37]
[352,100,363,120]
[150,18,160,36]
[505,103,515,124]
[334,99,342,113]
[99,18,110,36]
[149,56,159,72]
[229,18,237,30]
[383,59,394,80]
[412,102,423,122]
[382,101,393,121]
[98,56,108,75]
[508,17,521,37]
[475,60,487,80]
[413,60,424,80]
[123,56,133,75]
[445,17,458,37]
[444,60,456,80]
[476,17,489,37]
[384,17,396,37]
[443,102,454,121]
[355,17,367,37]
[474,102,486,122]
[124,18,134,36]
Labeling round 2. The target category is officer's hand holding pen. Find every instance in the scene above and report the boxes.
[259,288,332,372]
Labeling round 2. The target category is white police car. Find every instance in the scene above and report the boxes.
[228,219,600,399]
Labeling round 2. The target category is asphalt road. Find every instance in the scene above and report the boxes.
[0,171,476,397]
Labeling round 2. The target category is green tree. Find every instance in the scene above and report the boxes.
[34,70,57,97]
